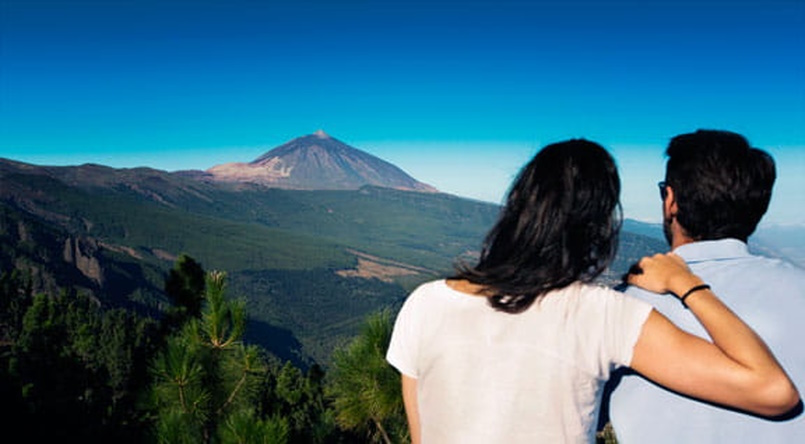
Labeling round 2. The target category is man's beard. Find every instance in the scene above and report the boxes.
[663,214,674,246]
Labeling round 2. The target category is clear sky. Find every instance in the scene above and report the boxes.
[1,0,803,225]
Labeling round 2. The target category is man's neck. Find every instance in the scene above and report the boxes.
[668,218,695,251]
[671,236,695,251]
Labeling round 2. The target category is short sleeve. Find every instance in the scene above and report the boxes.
[601,288,652,370]
[386,288,424,378]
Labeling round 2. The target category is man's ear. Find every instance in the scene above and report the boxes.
[664,185,678,217]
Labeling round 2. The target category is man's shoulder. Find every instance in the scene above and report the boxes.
[744,255,805,279]
[701,253,805,291]
[681,239,805,280]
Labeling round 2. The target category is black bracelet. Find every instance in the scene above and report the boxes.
[680,284,711,309]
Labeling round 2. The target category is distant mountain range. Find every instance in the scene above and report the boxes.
[2,132,799,366]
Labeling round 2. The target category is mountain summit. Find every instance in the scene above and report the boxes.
[206,131,437,192]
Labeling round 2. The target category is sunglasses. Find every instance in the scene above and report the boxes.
[658,181,668,200]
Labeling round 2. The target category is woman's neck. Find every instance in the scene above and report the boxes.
[445,279,491,297]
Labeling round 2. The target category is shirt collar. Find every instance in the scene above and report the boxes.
[672,238,752,264]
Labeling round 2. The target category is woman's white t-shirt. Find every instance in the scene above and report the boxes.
[386,280,651,443]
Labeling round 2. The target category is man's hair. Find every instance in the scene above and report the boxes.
[453,139,622,313]
[665,129,776,242]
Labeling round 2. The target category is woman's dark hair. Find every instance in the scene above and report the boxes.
[453,139,622,313]
[665,130,775,242]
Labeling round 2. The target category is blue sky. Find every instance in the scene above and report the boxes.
[1,0,803,225]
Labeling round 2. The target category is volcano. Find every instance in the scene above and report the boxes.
[205,130,437,192]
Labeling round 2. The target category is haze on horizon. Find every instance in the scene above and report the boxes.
[1,0,803,225]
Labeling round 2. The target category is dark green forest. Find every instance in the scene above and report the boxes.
[0,255,407,443]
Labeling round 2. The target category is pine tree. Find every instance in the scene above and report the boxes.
[327,309,408,443]
[148,270,277,443]
[163,253,206,332]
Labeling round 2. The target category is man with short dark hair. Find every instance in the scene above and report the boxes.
[607,129,805,443]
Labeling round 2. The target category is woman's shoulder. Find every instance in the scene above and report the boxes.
[402,279,451,305]
[401,279,490,312]
[550,281,616,299]
[555,281,651,311]
[410,279,449,295]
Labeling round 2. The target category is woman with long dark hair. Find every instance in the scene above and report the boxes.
[386,139,799,443]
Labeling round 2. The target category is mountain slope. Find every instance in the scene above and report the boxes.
[205,130,437,192]
[0,156,488,364]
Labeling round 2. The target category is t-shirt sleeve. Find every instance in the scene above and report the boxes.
[601,288,653,371]
[386,289,423,378]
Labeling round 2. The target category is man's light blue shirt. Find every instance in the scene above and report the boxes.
[610,238,805,443]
